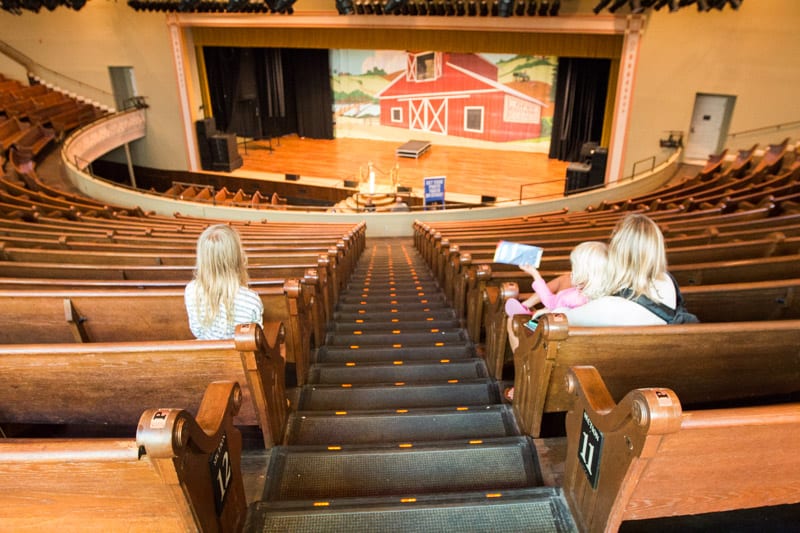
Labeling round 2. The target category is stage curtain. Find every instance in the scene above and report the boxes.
[203,46,333,140]
[202,47,241,132]
[286,48,334,140]
[549,57,610,162]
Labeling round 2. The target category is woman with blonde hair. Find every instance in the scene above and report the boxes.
[559,213,680,326]
[184,224,263,339]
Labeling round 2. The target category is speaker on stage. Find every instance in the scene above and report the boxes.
[481,195,496,204]
[209,133,243,172]
[195,118,217,171]
[285,174,300,181]
[588,147,608,187]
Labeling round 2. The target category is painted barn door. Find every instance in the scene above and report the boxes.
[409,98,448,135]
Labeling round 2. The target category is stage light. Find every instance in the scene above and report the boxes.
[653,0,679,10]
[467,0,476,14]
[336,0,354,13]
[607,0,627,12]
[445,0,455,15]
[479,0,487,15]
[548,0,558,14]
[537,0,548,15]
[592,0,611,14]
[514,0,523,15]
[527,0,536,15]
[383,0,404,13]
[497,0,512,17]
[272,0,294,11]
[455,0,465,15]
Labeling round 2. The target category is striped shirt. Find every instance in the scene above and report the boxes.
[184,280,264,340]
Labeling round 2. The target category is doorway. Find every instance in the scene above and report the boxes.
[684,93,736,161]
[108,66,138,111]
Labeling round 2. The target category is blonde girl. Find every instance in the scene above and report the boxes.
[184,224,263,339]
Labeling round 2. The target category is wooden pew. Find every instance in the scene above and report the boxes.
[562,366,800,532]
[509,313,800,438]
[0,117,29,153]
[0,283,318,384]
[0,381,248,532]
[0,322,286,448]
[481,276,800,379]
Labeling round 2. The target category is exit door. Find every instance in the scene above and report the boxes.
[684,93,736,161]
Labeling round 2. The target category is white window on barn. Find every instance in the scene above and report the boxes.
[464,106,484,133]
[391,106,403,123]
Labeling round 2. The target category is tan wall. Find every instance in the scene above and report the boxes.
[626,1,800,175]
[0,5,188,170]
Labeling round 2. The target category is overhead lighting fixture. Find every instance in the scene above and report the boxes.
[497,0,512,16]
[336,0,354,13]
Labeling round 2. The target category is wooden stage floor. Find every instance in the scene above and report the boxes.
[238,135,569,203]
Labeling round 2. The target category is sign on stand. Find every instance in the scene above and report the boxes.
[423,176,446,208]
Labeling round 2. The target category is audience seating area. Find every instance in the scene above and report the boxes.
[414,139,800,528]
[2,68,799,529]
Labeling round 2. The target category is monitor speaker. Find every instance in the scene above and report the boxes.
[285,174,300,181]
[209,134,242,172]
[588,148,608,187]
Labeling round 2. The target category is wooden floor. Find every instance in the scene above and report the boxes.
[239,134,570,203]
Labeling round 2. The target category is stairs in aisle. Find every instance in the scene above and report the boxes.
[244,238,576,532]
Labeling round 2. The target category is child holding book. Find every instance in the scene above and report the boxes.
[504,240,609,319]
[503,241,608,401]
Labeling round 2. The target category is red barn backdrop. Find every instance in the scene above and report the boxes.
[377,51,545,142]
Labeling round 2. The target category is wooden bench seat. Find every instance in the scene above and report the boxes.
[0,381,248,532]
[0,117,30,153]
[563,365,800,532]
[508,314,800,438]
[0,283,318,383]
[482,277,800,379]
[0,323,286,448]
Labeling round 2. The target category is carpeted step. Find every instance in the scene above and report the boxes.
[333,308,458,323]
[328,317,461,332]
[284,404,519,445]
[261,437,542,501]
[325,329,468,347]
[315,344,476,363]
[338,292,446,305]
[296,380,500,410]
[307,358,488,384]
[335,300,450,313]
[244,487,577,533]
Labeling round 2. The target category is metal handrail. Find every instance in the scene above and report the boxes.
[631,155,656,177]
[727,120,800,140]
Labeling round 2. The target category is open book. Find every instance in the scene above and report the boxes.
[492,240,543,268]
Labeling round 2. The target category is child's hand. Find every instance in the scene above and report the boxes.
[519,263,543,281]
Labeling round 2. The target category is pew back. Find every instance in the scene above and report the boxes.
[511,314,800,437]
[0,381,248,532]
[0,322,286,447]
[563,366,800,532]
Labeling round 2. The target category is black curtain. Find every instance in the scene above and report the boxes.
[202,47,241,133]
[549,57,610,162]
[203,46,333,140]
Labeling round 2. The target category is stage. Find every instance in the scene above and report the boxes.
[234,134,569,204]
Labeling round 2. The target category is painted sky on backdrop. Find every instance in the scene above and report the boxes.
[331,50,518,75]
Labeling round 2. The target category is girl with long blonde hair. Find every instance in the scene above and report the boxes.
[184,224,263,339]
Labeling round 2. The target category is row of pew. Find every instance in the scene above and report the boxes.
[0,74,106,162]
[0,95,369,529]
[412,139,800,529]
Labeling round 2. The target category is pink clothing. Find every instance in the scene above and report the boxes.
[532,278,588,310]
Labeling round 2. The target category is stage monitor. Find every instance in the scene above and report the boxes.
[285,174,300,181]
